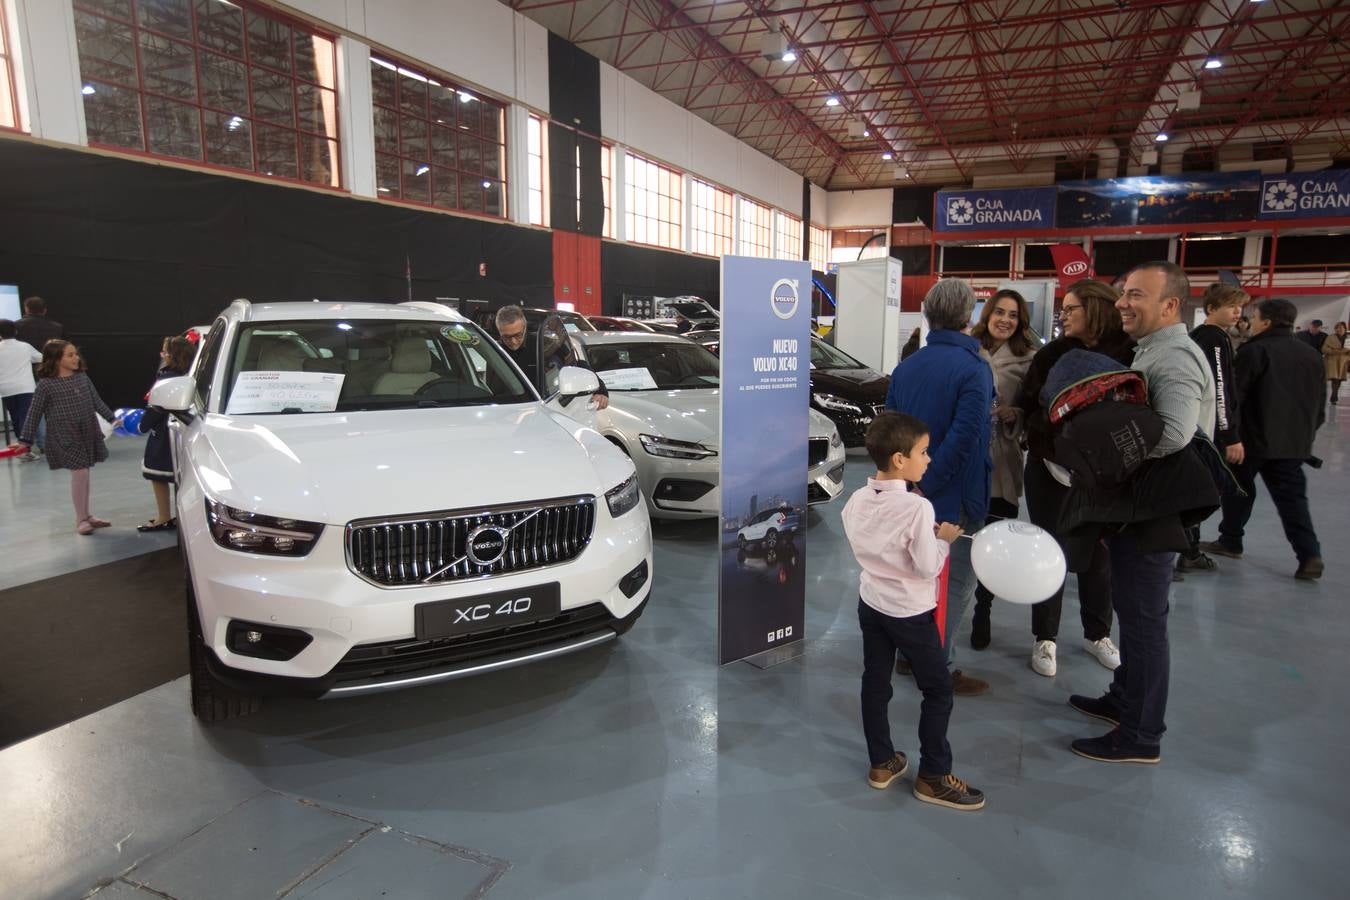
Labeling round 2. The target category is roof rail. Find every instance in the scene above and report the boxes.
[399,300,461,319]
[228,298,253,321]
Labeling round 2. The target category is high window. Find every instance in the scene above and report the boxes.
[72,0,340,187]
[0,4,20,131]
[809,224,828,272]
[370,55,505,217]
[774,211,802,261]
[690,178,733,257]
[738,197,772,258]
[625,152,682,251]
[600,143,612,238]
[526,113,546,226]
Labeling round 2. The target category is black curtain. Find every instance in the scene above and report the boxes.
[0,141,552,407]
[893,185,940,228]
[548,33,603,237]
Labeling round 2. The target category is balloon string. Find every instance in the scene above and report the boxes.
[953,513,1016,540]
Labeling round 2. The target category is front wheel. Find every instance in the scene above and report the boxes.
[186,572,261,722]
[764,529,778,550]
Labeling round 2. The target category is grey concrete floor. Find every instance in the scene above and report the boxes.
[2,411,1348,899]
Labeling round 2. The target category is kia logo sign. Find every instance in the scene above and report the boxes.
[1062,261,1089,276]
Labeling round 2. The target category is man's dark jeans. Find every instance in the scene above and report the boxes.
[1217,457,1322,562]
[1104,533,1174,747]
[858,599,953,776]
[2,392,33,440]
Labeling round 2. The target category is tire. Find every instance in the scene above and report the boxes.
[738,535,747,550]
[186,571,262,723]
[764,528,778,550]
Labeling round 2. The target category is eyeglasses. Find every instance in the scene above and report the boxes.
[1061,304,1084,315]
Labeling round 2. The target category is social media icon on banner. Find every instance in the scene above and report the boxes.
[785,626,793,638]
[767,631,775,643]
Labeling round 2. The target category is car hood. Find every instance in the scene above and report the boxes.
[605,388,722,447]
[602,388,836,443]
[188,405,632,523]
[810,367,890,401]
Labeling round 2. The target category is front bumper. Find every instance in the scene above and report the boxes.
[808,439,847,505]
[183,494,653,696]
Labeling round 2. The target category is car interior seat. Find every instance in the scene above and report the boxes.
[372,337,439,394]
[256,340,308,372]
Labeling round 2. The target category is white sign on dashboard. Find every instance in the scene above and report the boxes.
[598,367,658,390]
[226,371,345,414]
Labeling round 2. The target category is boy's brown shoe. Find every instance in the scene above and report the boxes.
[914,773,985,811]
[867,752,909,789]
[951,670,989,696]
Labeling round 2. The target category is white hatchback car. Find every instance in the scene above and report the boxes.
[152,300,652,721]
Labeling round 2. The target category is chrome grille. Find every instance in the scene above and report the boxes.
[347,496,596,587]
[808,437,829,466]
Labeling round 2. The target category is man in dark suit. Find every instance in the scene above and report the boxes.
[15,296,64,350]
[1202,298,1325,580]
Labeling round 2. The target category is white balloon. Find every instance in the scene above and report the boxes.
[970,520,1067,605]
[98,416,114,439]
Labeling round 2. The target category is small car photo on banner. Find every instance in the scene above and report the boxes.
[718,256,812,665]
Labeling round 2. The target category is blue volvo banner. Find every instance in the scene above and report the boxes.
[1258,170,1350,219]
[718,256,812,665]
[934,186,1056,232]
[1057,172,1261,227]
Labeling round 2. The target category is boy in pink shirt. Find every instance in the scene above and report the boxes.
[841,412,985,810]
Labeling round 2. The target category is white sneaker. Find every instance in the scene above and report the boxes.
[1084,636,1121,670]
[1030,640,1057,677]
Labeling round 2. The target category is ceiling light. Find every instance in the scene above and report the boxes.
[781,50,797,63]
[882,152,893,160]
[81,84,96,95]
[863,129,870,137]
[226,115,243,132]
[825,95,840,107]
[1155,132,1169,142]
[482,180,492,189]
[415,165,429,176]
[1204,57,1223,69]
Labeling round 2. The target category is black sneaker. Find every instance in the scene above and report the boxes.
[913,772,985,810]
[1176,552,1217,572]
[1295,557,1324,581]
[867,752,909,790]
[1068,694,1121,726]
[1070,728,1160,764]
[1198,540,1242,560]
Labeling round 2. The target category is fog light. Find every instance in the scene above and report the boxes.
[619,560,649,599]
[245,630,263,643]
[226,620,313,661]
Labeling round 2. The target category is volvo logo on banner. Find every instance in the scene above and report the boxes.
[1259,171,1350,218]
[770,278,800,319]
[935,186,1056,232]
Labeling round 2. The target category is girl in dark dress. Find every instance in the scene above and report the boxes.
[8,341,116,535]
[138,336,194,531]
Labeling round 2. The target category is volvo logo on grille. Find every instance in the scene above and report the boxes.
[465,525,511,566]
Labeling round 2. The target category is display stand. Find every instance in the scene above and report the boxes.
[743,639,805,669]
[833,257,904,374]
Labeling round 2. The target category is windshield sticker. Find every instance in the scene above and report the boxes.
[442,325,479,345]
[597,367,658,390]
[225,371,345,414]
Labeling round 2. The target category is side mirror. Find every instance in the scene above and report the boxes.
[556,365,600,400]
[149,375,197,424]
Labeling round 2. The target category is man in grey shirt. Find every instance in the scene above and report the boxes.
[1069,261,1214,766]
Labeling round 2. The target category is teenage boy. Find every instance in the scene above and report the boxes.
[1176,284,1247,577]
[841,412,984,811]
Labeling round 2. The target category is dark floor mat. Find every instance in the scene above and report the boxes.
[0,548,187,748]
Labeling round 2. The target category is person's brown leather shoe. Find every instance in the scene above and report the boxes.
[951,670,989,696]
[1295,557,1324,581]
[867,752,909,789]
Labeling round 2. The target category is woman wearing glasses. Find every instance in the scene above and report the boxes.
[1012,279,1134,678]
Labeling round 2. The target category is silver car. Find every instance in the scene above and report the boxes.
[548,332,845,520]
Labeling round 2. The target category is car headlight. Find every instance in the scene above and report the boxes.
[605,473,641,518]
[812,392,863,415]
[830,428,843,448]
[639,433,718,459]
[206,498,323,556]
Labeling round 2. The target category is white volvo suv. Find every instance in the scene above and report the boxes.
[152,300,652,721]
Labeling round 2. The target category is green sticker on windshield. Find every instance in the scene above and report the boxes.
[442,325,479,345]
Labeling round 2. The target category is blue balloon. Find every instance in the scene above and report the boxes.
[116,408,146,437]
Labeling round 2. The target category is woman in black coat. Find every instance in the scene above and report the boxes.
[138,336,194,532]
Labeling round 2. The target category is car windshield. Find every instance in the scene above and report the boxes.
[219,319,534,414]
[810,338,869,370]
[581,340,720,391]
